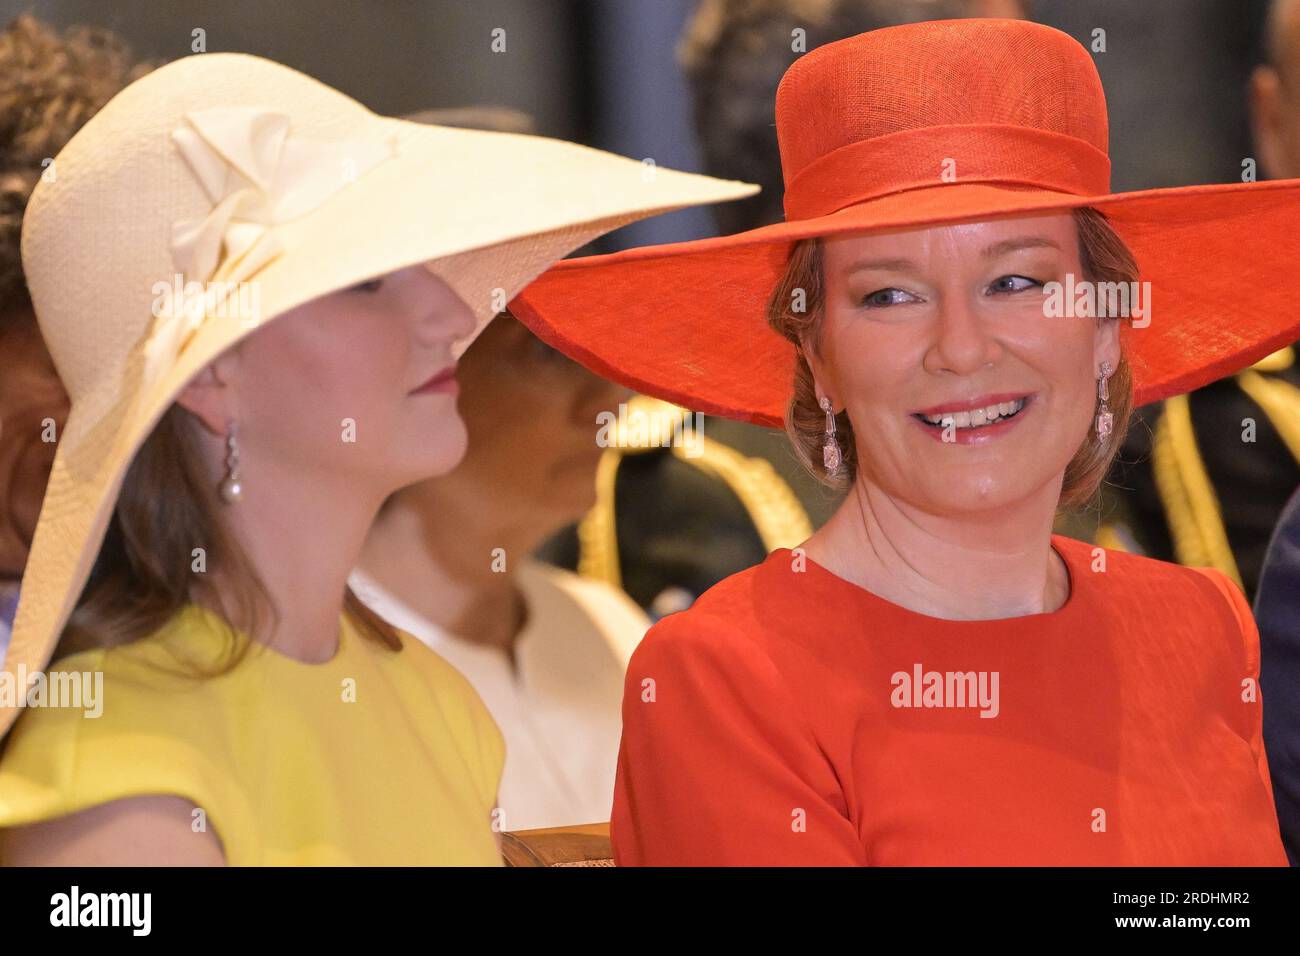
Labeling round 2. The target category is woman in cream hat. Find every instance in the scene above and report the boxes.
[513,18,1300,865]
[0,52,753,865]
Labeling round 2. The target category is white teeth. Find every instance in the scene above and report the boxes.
[920,397,1025,428]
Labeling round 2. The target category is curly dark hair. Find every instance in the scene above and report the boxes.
[0,13,150,326]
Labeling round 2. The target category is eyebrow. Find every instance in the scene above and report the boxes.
[981,236,1062,258]
[843,257,916,274]
[841,236,1062,275]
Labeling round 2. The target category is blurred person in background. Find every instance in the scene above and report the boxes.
[353,307,653,831]
[1098,0,1300,600]
[352,108,651,831]
[0,14,150,662]
[1250,0,1300,865]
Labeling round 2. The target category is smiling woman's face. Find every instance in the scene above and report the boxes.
[809,212,1121,516]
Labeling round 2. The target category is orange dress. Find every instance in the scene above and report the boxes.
[611,535,1287,865]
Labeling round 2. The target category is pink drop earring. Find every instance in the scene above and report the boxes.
[1095,362,1114,439]
[820,396,843,476]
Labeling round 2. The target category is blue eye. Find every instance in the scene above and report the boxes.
[989,275,1041,294]
[861,288,915,308]
[350,278,384,294]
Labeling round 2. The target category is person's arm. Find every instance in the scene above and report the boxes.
[612,614,867,866]
[1,795,226,866]
[1252,490,1300,865]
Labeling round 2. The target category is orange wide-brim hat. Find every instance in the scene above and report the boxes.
[511,18,1300,428]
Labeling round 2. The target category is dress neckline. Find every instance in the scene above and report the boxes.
[181,603,352,669]
[773,533,1085,628]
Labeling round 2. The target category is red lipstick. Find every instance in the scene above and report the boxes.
[411,365,458,396]
[910,393,1036,446]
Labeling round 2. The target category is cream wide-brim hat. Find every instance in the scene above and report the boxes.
[1,52,756,736]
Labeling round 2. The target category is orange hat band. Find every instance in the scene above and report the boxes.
[782,123,1113,220]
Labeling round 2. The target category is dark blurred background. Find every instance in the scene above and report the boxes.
[1,0,1275,251]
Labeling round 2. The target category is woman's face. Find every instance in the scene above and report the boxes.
[209,264,477,497]
[446,313,630,522]
[811,212,1120,515]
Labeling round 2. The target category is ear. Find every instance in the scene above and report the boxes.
[1250,66,1284,179]
[1094,317,1122,377]
[174,353,237,436]
[799,336,836,410]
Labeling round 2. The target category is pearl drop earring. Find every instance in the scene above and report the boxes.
[218,421,244,503]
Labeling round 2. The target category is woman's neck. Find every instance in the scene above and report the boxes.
[804,475,1070,621]
[356,480,547,657]
[215,458,385,663]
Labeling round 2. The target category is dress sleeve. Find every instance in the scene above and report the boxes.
[611,613,867,866]
[1191,567,1278,802]
[0,654,252,860]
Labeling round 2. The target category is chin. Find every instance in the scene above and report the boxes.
[395,420,470,483]
[547,486,598,523]
[902,472,1037,516]
[426,436,471,478]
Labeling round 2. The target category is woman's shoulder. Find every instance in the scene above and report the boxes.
[1056,535,1254,654]
[0,607,249,838]
[1056,534,1246,603]
[649,555,773,631]
[384,626,505,812]
[3,605,250,749]
[391,627,481,697]
[33,605,239,706]
[385,626,504,740]
[631,551,803,675]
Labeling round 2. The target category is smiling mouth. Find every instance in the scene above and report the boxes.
[913,396,1030,431]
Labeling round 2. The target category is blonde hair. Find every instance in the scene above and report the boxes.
[766,207,1136,509]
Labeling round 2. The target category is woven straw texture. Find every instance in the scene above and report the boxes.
[512,18,1300,427]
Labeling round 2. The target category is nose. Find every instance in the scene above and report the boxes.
[571,369,633,428]
[408,266,477,349]
[921,291,1003,376]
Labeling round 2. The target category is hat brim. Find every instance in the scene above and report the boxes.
[1,112,756,737]
[511,177,1300,427]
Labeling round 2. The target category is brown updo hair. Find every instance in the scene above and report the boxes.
[766,207,1136,508]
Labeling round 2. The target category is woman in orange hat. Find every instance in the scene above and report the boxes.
[512,18,1300,865]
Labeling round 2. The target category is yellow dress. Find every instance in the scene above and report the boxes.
[0,605,505,865]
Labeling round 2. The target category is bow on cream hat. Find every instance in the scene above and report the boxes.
[2,52,755,736]
[145,105,394,390]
